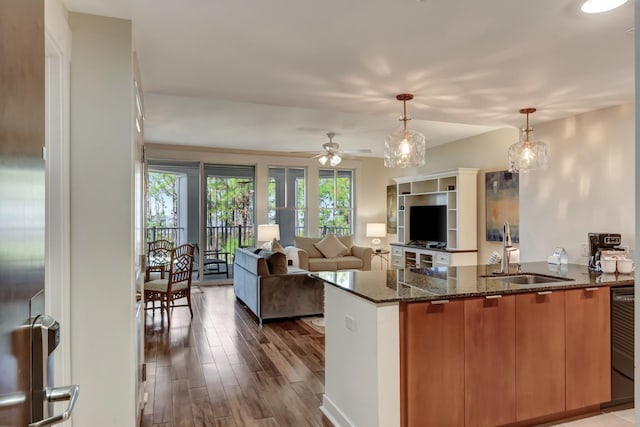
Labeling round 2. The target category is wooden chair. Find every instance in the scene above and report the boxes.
[144,243,195,328]
[146,239,173,282]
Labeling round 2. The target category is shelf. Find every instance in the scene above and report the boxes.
[411,180,438,193]
[393,168,478,252]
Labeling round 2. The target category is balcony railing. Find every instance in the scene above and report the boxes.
[146,226,184,244]
[146,225,254,255]
[320,226,352,236]
[205,224,254,255]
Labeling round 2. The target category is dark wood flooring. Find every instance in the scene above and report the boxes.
[141,285,332,427]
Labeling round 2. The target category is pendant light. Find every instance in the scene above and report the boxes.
[384,94,426,168]
[508,108,548,173]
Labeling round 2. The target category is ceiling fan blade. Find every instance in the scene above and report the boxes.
[341,148,372,154]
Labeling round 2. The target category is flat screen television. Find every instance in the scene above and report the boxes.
[409,205,447,245]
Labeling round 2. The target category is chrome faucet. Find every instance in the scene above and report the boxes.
[495,222,512,275]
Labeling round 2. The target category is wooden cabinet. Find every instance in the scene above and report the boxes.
[401,288,612,427]
[565,287,611,410]
[515,291,566,420]
[464,296,516,427]
[401,300,465,427]
[393,168,478,251]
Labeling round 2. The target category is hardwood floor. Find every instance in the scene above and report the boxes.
[141,285,332,427]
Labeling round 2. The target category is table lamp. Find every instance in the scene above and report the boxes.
[257,224,280,249]
[366,223,386,251]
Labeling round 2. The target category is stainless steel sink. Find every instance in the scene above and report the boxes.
[482,273,572,285]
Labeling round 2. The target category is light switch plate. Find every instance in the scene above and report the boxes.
[345,314,356,332]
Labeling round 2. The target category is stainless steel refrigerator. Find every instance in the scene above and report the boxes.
[0,1,78,425]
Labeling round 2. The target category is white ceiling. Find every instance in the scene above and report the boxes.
[63,0,635,158]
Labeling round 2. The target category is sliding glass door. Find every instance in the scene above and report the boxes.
[203,164,255,278]
[145,161,255,281]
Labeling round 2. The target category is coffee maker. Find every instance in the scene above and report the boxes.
[588,232,623,271]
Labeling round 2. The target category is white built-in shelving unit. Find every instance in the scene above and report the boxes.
[391,168,478,269]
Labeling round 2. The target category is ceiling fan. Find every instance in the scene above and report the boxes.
[312,132,371,166]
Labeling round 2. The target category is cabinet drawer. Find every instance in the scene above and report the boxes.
[391,246,403,257]
[434,253,451,265]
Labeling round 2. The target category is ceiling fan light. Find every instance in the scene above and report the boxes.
[384,94,426,168]
[329,154,342,166]
[581,0,628,13]
[318,155,329,165]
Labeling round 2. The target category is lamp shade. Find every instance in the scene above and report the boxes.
[366,223,387,238]
[257,224,280,242]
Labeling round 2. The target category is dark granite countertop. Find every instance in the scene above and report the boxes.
[310,262,634,304]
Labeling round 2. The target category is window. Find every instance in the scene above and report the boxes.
[146,160,200,244]
[204,164,256,252]
[318,169,354,236]
[268,167,306,246]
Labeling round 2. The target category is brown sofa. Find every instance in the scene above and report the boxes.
[287,235,372,271]
[233,247,323,324]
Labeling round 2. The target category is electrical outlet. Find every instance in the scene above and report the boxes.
[581,243,589,257]
[345,314,356,332]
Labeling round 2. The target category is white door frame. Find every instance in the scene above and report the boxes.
[44,3,72,424]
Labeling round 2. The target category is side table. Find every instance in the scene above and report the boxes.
[371,249,390,270]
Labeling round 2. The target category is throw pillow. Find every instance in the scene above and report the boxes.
[337,234,354,256]
[294,236,324,258]
[266,251,287,274]
[314,233,348,258]
[271,238,285,254]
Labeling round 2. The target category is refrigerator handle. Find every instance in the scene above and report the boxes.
[28,385,80,427]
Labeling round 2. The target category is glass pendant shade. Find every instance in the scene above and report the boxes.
[508,108,548,173]
[384,94,426,168]
[318,155,329,165]
[384,126,426,168]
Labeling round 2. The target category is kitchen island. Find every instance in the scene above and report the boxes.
[311,263,633,427]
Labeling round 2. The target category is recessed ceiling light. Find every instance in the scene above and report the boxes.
[581,0,628,13]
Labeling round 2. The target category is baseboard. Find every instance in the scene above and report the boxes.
[196,279,233,286]
[321,394,354,427]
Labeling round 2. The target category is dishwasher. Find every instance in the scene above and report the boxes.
[607,285,634,406]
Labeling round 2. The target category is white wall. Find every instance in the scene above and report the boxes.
[69,13,136,427]
[322,284,399,427]
[634,0,639,418]
[144,145,392,246]
[519,103,635,262]
[389,104,635,264]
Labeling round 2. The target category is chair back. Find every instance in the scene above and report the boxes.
[148,239,173,269]
[168,243,195,287]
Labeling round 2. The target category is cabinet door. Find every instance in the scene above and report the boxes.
[515,291,566,420]
[402,300,465,427]
[465,296,516,427]
[565,287,611,410]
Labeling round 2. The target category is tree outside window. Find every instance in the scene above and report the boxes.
[319,169,353,236]
[147,171,181,242]
[268,167,306,246]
